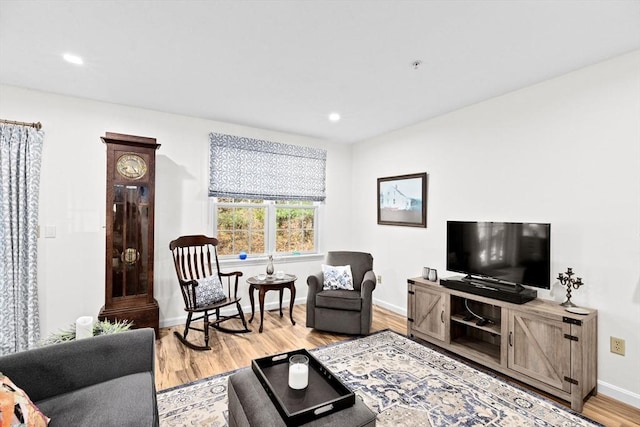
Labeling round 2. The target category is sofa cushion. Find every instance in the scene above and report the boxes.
[0,372,49,426]
[321,264,354,290]
[35,372,157,427]
[316,289,362,311]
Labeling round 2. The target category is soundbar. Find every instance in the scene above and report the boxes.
[440,277,537,304]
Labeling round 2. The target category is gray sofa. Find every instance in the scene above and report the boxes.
[306,251,376,335]
[0,328,159,427]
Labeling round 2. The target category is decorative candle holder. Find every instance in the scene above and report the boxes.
[557,267,584,307]
[288,354,309,389]
[75,316,94,339]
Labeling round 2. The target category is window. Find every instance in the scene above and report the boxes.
[213,199,318,256]
[274,200,315,253]
[209,132,326,258]
[215,198,266,255]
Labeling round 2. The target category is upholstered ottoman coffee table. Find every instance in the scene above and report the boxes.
[228,368,376,427]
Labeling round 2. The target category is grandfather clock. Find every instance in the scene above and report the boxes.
[98,132,160,334]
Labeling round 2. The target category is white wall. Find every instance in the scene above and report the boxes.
[0,85,353,334]
[351,51,640,406]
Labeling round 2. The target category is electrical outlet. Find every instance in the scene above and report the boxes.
[610,337,625,356]
[377,275,382,284]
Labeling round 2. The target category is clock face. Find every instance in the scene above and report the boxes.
[116,154,147,179]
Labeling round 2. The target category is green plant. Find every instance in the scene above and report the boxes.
[42,319,132,345]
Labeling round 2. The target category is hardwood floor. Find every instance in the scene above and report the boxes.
[155,304,640,426]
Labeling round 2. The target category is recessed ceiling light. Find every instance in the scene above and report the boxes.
[63,53,84,65]
[328,112,341,122]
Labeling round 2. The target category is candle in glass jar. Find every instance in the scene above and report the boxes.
[288,354,309,389]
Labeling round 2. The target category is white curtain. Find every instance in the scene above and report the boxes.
[0,123,44,355]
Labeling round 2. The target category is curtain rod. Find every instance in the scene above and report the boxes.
[0,119,42,130]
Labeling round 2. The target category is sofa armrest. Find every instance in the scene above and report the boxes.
[360,270,377,335]
[0,328,155,402]
[361,270,377,300]
[306,272,324,327]
[307,272,325,300]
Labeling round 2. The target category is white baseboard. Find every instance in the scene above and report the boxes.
[372,298,407,317]
[160,314,188,329]
[159,298,306,329]
[162,298,406,328]
[597,380,640,409]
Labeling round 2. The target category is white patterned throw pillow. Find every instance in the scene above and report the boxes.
[322,264,354,290]
[194,275,227,307]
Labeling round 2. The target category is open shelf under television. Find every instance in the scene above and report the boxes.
[449,295,502,364]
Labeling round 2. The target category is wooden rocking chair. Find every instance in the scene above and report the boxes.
[169,235,250,350]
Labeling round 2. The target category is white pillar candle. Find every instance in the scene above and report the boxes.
[288,355,309,389]
[75,316,94,339]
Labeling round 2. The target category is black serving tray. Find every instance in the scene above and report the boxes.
[251,348,355,426]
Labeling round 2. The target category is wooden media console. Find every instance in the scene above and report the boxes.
[407,276,597,412]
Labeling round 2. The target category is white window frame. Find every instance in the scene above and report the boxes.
[211,198,321,262]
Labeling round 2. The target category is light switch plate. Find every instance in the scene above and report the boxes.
[44,225,56,238]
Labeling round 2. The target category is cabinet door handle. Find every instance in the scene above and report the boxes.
[509,331,513,347]
[441,310,444,323]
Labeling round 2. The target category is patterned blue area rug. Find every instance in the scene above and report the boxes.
[157,330,601,426]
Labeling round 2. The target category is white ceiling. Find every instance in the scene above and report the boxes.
[1,1,639,143]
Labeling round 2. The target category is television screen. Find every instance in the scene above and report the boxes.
[446,221,551,289]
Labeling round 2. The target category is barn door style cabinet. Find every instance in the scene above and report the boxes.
[407,285,448,343]
[407,277,597,412]
[98,132,160,334]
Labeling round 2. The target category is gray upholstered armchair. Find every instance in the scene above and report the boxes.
[306,251,376,335]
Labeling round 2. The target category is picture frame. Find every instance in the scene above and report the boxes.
[377,172,427,227]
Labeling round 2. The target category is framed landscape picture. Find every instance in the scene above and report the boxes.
[377,172,427,227]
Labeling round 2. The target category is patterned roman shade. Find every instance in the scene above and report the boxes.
[209,132,326,202]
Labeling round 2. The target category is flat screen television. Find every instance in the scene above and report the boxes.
[446,221,551,289]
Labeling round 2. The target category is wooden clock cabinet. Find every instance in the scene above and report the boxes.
[98,132,160,334]
[407,277,597,412]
